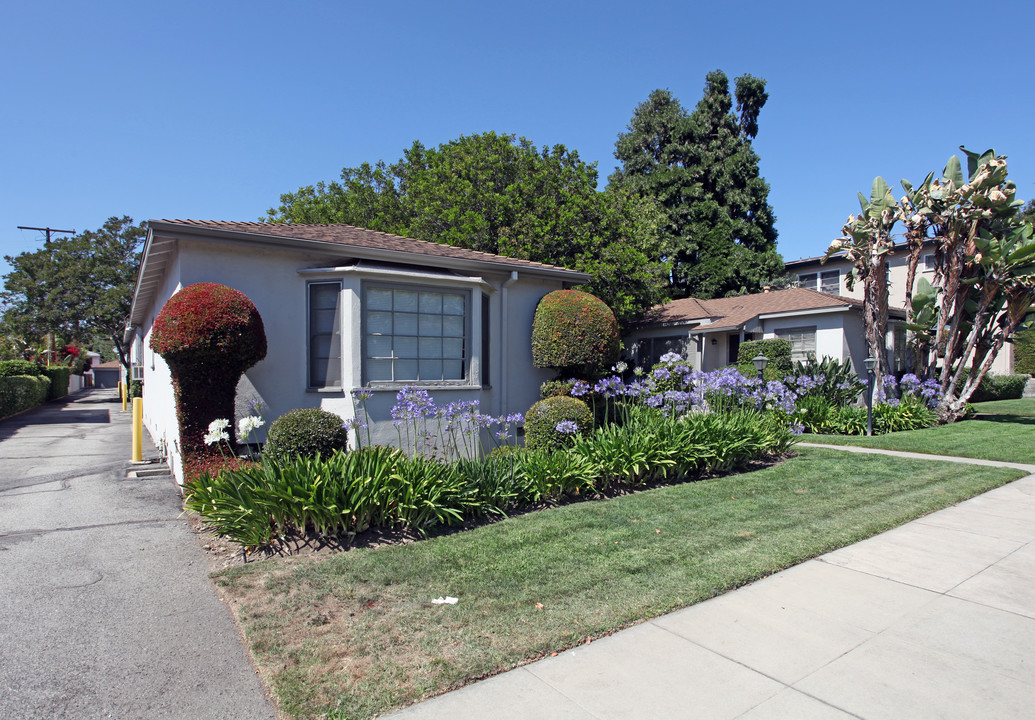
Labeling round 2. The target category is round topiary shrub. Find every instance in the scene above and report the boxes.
[524,395,593,452]
[263,408,350,463]
[149,283,267,457]
[531,290,620,377]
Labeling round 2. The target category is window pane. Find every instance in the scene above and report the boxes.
[395,290,419,312]
[312,334,334,357]
[443,338,464,359]
[395,336,418,358]
[368,311,392,335]
[419,336,441,358]
[798,273,817,290]
[442,315,464,338]
[395,359,418,380]
[394,312,418,335]
[443,360,464,380]
[311,283,340,309]
[420,292,442,313]
[419,314,442,336]
[419,359,443,379]
[310,358,329,386]
[368,288,393,311]
[367,359,392,382]
[367,335,392,358]
[443,294,464,315]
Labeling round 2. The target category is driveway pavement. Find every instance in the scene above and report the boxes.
[0,389,278,719]
[389,450,1035,720]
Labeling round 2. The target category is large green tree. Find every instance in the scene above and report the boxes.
[267,132,669,327]
[610,71,785,299]
[1,216,145,366]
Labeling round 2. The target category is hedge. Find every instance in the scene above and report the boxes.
[1014,328,1035,376]
[531,289,620,376]
[737,338,793,378]
[43,366,72,400]
[0,375,51,418]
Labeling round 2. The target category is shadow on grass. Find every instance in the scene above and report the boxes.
[972,414,1035,425]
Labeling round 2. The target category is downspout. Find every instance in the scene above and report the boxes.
[499,271,519,416]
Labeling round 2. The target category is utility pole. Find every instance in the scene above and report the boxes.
[16,225,76,365]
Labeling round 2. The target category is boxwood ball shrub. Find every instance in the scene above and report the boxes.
[531,290,620,377]
[524,395,593,451]
[263,408,350,463]
[149,283,267,458]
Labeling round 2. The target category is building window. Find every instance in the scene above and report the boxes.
[309,282,342,389]
[894,325,907,372]
[923,254,936,272]
[364,285,468,384]
[797,272,817,291]
[774,326,817,363]
[637,335,687,366]
[820,270,840,295]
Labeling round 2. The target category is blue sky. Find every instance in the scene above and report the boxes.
[3,0,1033,279]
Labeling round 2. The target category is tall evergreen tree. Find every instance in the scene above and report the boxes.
[611,71,785,299]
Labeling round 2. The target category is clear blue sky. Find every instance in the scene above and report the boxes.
[3,0,1033,279]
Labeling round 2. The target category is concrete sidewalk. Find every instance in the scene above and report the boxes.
[389,451,1035,719]
[0,389,279,719]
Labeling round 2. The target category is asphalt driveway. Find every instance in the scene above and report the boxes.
[0,389,278,719]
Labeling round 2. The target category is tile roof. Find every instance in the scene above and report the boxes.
[641,287,904,330]
[150,220,588,276]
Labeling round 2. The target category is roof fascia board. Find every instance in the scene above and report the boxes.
[758,306,851,320]
[299,264,494,291]
[148,222,590,282]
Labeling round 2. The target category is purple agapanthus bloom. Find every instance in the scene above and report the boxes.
[570,380,590,397]
[555,420,579,434]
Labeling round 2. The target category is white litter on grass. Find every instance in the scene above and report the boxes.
[431,596,459,605]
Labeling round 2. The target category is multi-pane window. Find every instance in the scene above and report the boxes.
[309,282,342,388]
[364,286,467,383]
[797,273,818,290]
[820,270,840,295]
[774,326,817,363]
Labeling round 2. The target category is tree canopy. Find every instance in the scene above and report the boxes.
[610,71,785,299]
[1,216,145,365]
[828,148,1035,419]
[267,132,669,327]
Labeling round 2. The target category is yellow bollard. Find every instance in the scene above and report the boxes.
[119,381,127,412]
[132,397,143,462]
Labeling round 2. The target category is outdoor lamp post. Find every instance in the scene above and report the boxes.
[864,356,877,436]
[752,354,769,382]
[752,354,768,411]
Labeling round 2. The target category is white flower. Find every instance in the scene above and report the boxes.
[204,429,229,446]
[208,418,230,433]
[612,361,628,373]
[238,416,264,437]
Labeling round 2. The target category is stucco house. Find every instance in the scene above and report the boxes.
[124,220,589,480]
[625,287,906,376]
[785,241,1014,375]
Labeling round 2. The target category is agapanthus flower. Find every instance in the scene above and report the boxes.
[555,420,579,434]
[238,416,264,437]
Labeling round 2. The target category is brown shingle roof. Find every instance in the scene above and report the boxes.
[150,220,588,276]
[643,287,904,329]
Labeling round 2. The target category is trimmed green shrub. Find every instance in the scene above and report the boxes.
[968,373,1027,403]
[1014,328,1035,376]
[0,375,50,418]
[129,380,143,399]
[540,379,575,399]
[149,283,267,458]
[263,408,350,464]
[524,395,593,452]
[0,360,45,377]
[531,290,620,376]
[737,339,793,378]
[43,366,72,400]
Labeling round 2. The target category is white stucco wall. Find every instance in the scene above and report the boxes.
[134,236,575,480]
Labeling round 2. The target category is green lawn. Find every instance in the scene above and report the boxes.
[214,447,1024,720]
[802,399,1035,464]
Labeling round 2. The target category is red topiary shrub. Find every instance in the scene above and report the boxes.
[531,289,620,377]
[150,283,267,459]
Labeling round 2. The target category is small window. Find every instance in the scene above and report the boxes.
[774,326,817,363]
[923,254,936,272]
[309,282,342,389]
[797,273,818,291]
[363,285,468,384]
[820,270,840,295]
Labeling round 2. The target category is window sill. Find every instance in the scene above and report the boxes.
[307,387,346,394]
[360,383,483,392]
